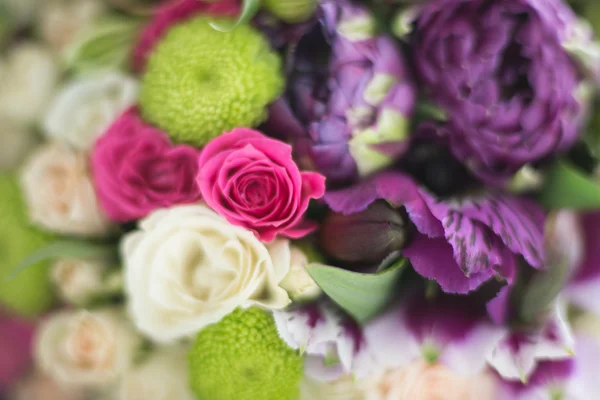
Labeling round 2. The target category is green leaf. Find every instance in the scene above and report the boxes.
[209,0,261,32]
[66,15,144,73]
[537,160,600,210]
[9,240,118,280]
[307,258,407,324]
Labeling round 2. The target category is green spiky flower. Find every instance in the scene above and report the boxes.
[139,17,284,146]
[188,308,303,400]
[0,174,55,316]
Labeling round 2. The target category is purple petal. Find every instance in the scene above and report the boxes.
[403,235,495,294]
[325,172,443,237]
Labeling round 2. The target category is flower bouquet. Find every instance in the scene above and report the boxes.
[2,0,600,399]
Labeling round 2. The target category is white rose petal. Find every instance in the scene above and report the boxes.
[280,244,322,302]
[123,204,292,343]
[38,0,106,53]
[35,308,142,389]
[20,143,114,237]
[51,258,110,305]
[119,346,195,400]
[43,71,138,150]
[0,42,59,124]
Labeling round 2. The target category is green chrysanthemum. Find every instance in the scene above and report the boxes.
[188,308,303,400]
[139,17,284,146]
[0,174,55,316]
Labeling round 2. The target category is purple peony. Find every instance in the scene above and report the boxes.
[266,0,417,186]
[325,171,545,294]
[411,0,586,183]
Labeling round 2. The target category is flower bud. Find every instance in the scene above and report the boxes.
[280,243,323,302]
[320,200,409,265]
[51,258,112,306]
[507,165,544,194]
[263,0,318,24]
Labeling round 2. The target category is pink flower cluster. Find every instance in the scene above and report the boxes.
[92,111,326,241]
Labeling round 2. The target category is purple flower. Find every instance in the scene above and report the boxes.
[266,0,417,186]
[364,293,507,376]
[325,171,546,294]
[559,211,600,315]
[273,303,375,381]
[411,0,586,183]
[488,301,575,382]
[498,335,600,399]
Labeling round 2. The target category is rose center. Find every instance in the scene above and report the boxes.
[243,180,268,207]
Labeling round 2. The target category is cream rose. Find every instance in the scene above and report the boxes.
[118,346,195,400]
[37,0,106,53]
[51,258,110,305]
[366,360,497,400]
[20,143,114,237]
[35,309,142,389]
[123,204,292,342]
[0,42,58,124]
[43,71,138,150]
[279,244,322,302]
[0,117,40,171]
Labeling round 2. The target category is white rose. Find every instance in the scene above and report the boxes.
[38,0,106,53]
[51,258,110,305]
[300,374,368,400]
[43,71,138,150]
[20,143,114,237]
[366,360,497,400]
[118,346,195,400]
[0,42,59,124]
[0,117,40,171]
[35,308,142,389]
[279,244,322,302]
[123,204,292,342]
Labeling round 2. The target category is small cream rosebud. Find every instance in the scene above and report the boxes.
[51,258,110,305]
[20,143,115,237]
[280,243,323,302]
[37,0,106,54]
[0,42,59,125]
[263,0,317,23]
[35,308,142,389]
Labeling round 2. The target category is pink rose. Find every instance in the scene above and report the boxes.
[197,128,326,242]
[132,0,240,72]
[91,108,201,222]
[0,309,35,391]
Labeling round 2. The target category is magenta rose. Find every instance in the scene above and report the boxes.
[91,108,201,222]
[197,128,326,242]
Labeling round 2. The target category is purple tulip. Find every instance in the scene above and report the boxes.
[325,171,546,294]
[411,0,588,184]
[266,0,417,186]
